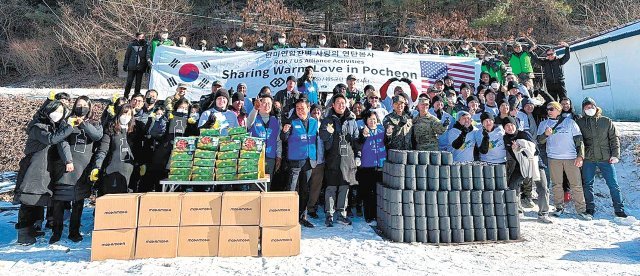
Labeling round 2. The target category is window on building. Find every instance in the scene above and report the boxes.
[581,59,609,89]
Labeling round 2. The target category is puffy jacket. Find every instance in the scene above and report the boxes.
[124,39,148,71]
[509,51,533,75]
[575,107,620,162]
[531,47,570,83]
[481,59,507,84]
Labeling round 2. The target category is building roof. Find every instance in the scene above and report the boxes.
[557,20,640,55]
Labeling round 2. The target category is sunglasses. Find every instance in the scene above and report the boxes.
[547,107,556,111]
[546,53,555,56]
[369,97,379,100]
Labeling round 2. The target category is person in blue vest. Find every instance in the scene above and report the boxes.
[356,109,386,223]
[297,66,319,104]
[198,89,239,133]
[247,92,282,189]
[320,94,359,227]
[281,98,318,228]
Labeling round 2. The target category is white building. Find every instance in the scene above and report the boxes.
[557,20,640,121]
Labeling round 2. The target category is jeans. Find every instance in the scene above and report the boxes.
[582,161,625,212]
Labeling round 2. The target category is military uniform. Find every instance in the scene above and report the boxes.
[413,113,447,151]
[383,112,413,150]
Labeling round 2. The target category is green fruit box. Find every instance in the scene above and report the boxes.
[169,160,192,168]
[228,126,247,136]
[242,137,265,152]
[238,158,259,167]
[217,150,239,160]
[197,136,220,150]
[169,168,191,176]
[194,149,217,159]
[219,140,241,152]
[215,159,237,168]
[168,174,190,181]
[239,150,261,160]
[191,166,215,176]
[215,166,237,175]
[237,165,259,174]
[237,172,258,180]
[193,158,216,167]
[173,137,197,152]
[231,134,249,142]
[170,151,194,161]
[191,174,214,181]
[200,128,221,137]
[216,173,237,181]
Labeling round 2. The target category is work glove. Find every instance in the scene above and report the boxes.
[107,105,115,117]
[48,90,56,101]
[443,117,451,128]
[67,117,79,127]
[140,165,147,176]
[90,169,100,182]
[112,93,120,103]
[355,157,361,167]
[187,117,197,124]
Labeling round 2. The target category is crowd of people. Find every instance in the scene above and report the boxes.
[13,32,627,246]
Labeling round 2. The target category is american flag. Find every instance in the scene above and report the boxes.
[420,60,476,92]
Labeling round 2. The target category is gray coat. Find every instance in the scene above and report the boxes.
[320,109,359,186]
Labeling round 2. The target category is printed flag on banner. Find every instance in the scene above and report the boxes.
[420,60,476,92]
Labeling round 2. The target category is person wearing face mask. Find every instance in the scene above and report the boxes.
[232,37,245,51]
[297,66,319,104]
[355,110,386,223]
[198,89,239,131]
[123,32,149,99]
[299,38,308,48]
[575,98,627,218]
[14,100,73,245]
[317,34,327,48]
[177,36,190,48]
[507,38,535,83]
[481,50,507,85]
[92,104,139,195]
[253,37,266,52]
[215,35,232,52]
[456,41,472,57]
[101,96,128,129]
[128,94,151,192]
[364,41,373,51]
[319,94,359,227]
[448,111,479,162]
[413,97,447,151]
[537,102,590,220]
[147,28,176,66]
[197,39,207,51]
[272,33,290,50]
[49,96,103,244]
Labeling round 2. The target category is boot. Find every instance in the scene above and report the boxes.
[325,216,334,227]
[615,211,628,218]
[68,232,83,243]
[49,222,63,244]
[17,227,36,245]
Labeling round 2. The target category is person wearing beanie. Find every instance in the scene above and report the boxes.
[466,95,482,125]
[494,99,512,126]
[413,97,448,151]
[454,83,472,113]
[575,97,627,217]
[516,97,538,138]
[483,88,499,117]
[503,115,552,223]
[448,111,478,162]
[383,94,413,150]
[475,111,506,164]
[198,88,240,132]
[229,92,247,127]
[537,101,590,220]
[443,75,455,91]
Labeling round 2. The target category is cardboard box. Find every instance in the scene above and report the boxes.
[177,226,220,257]
[220,191,261,226]
[261,225,301,257]
[218,226,260,257]
[94,193,141,230]
[138,193,183,227]
[261,192,299,227]
[91,229,136,261]
[180,192,222,226]
[135,227,179,259]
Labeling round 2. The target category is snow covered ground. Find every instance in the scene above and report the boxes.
[0,125,638,275]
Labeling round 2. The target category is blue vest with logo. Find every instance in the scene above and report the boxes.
[287,118,318,161]
[361,125,387,168]
[249,115,279,159]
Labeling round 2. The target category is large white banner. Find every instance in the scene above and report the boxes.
[149,45,481,101]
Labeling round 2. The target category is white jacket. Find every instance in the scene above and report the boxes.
[514,139,541,181]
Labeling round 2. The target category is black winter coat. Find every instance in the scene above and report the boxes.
[124,39,149,71]
[52,121,103,201]
[14,120,73,206]
[531,47,570,83]
[320,109,359,186]
[94,127,138,194]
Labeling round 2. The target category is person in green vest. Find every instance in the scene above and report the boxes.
[508,38,535,83]
[272,33,290,50]
[146,28,176,67]
[215,35,232,52]
[482,50,508,85]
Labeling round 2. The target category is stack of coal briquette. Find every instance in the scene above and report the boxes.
[377,150,521,244]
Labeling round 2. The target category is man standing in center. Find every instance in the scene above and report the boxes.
[320,94,359,227]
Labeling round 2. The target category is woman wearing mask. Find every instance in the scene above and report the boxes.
[92,104,138,195]
[50,96,103,244]
[14,100,73,245]
[297,66,319,104]
[101,96,128,129]
[356,110,386,223]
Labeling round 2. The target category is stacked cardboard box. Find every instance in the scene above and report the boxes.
[91,191,299,261]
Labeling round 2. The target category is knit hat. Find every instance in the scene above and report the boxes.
[521,97,534,107]
[431,95,443,104]
[548,101,562,111]
[310,104,322,113]
[466,96,479,104]
[480,112,494,123]
[443,75,453,81]
[214,88,229,101]
[456,111,470,121]
[286,75,297,83]
[459,83,471,91]
[444,89,456,96]
[232,92,244,102]
[501,116,518,127]
[582,97,596,108]
[507,81,518,91]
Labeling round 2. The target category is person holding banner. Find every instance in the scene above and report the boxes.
[253,38,266,52]
[215,35,232,52]
[147,28,175,65]
[247,92,282,189]
[272,33,290,50]
[297,66,319,104]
